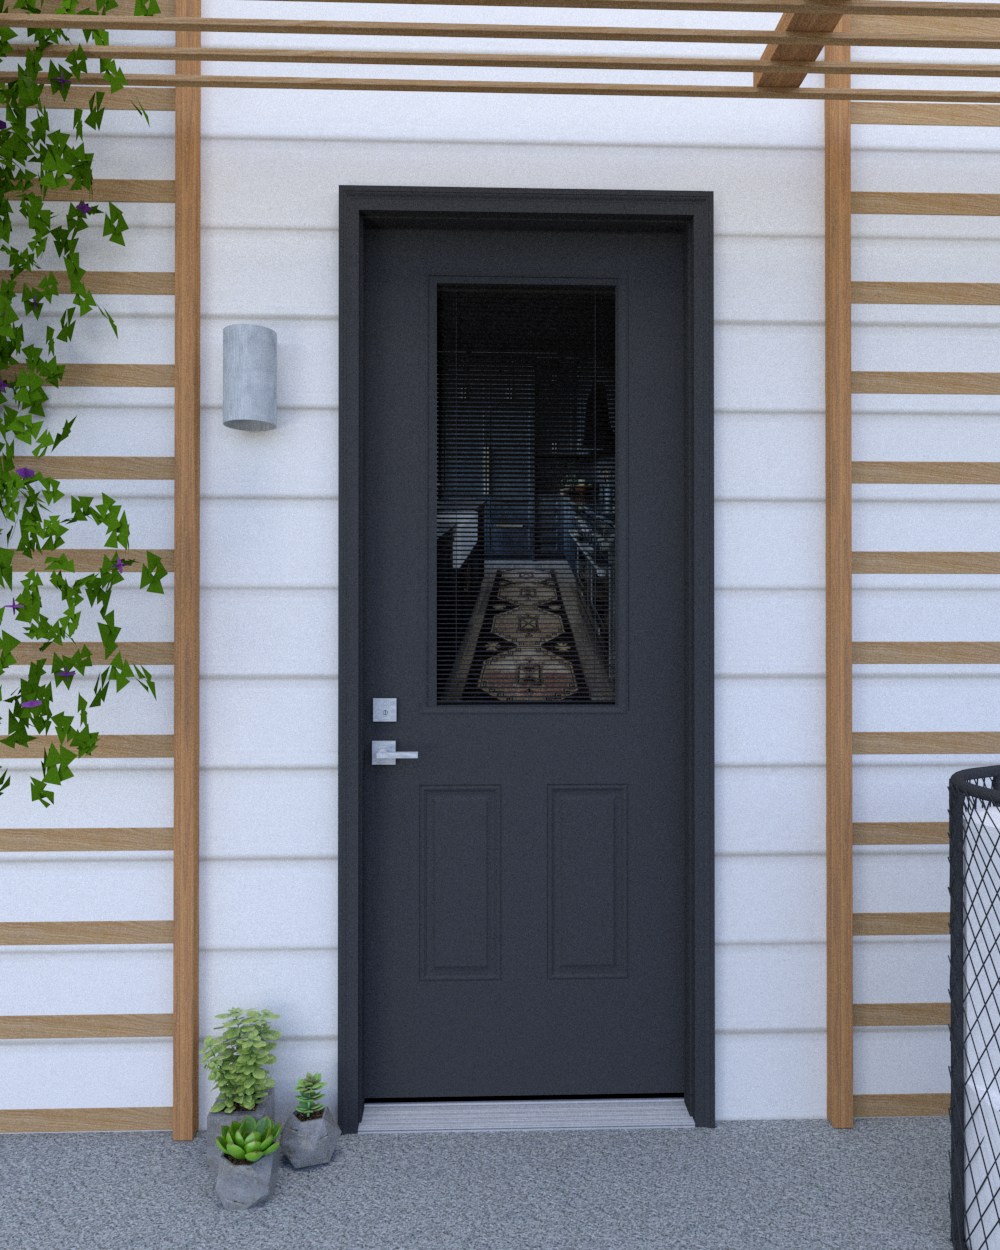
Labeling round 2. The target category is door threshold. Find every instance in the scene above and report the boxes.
[358,1097,695,1133]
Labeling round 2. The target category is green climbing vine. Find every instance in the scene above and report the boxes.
[0,0,165,804]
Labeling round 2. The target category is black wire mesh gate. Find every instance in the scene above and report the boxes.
[951,766,1000,1249]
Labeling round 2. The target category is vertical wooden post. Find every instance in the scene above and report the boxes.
[173,0,201,1142]
[825,25,854,1129]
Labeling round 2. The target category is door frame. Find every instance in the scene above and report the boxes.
[339,186,716,1132]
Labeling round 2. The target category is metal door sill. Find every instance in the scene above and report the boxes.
[358,1097,695,1133]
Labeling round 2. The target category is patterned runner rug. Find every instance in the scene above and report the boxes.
[461,567,593,703]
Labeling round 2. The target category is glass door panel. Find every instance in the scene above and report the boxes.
[436,284,616,704]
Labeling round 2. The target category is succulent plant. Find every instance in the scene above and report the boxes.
[294,1072,328,1119]
[216,1116,281,1164]
[201,1007,280,1114]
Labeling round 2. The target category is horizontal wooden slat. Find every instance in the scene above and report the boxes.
[37,86,174,111]
[853,912,949,935]
[854,641,1000,664]
[65,364,173,388]
[852,102,1000,124]
[851,13,1000,38]
[7,180,176,204]
[3,272,174,296]
[853,821,949,844]
[853,1093,950,1117]
[853,551,1000,574]
[853,1002,950,1026]
[0,827,173,852]
[10,3,1000,26]
[0,1107,173,1133]
[854,731,1000,754]
[12,456,175,479]
[852,460,1000,483]
[0,1013,172,1039]
[20,45,1000,78]
[4,15,999,50]
[10,549,174,573]
[12,75,1000,104]
[10,642,174,666]
[1,365,174,388]
[852,281,1000,304]
[0,735,173,759]
[852,191,1000,215]
[0,921,173,945]
[9,21,999,50]
[61,364,173,387]
[852,371,1000,394]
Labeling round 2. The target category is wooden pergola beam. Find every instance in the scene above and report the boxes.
[172,0,201,1145]
[6,1,1000,24]
[10,45,1000,77]
[824,19,853,1130]
[756,10,844,87]
[2,16,999,47]
[11,45,1000,77]
[3,72,998,101]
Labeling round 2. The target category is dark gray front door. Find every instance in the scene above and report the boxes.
[357,211,702,1105]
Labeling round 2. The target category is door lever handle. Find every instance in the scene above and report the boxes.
[372,740,419,766]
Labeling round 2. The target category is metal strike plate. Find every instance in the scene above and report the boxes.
[372,698,397,723]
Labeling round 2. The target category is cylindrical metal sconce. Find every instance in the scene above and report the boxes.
[223,323,277,431]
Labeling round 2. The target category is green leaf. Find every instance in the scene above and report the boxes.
[0,43,164,807]
[102,202,127,245]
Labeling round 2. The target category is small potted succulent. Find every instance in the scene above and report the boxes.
[214,1116,282,1210]
[201,1007,280,1169]
[282,1072,341,1169]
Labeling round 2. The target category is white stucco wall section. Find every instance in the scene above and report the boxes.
[1,18,998,1123]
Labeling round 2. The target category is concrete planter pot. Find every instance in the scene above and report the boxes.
[207,1091,276,1171]
[282,1107,340,1169]
[215,1150,279,1211]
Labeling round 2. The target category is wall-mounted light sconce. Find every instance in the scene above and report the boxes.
[223,323,277,431]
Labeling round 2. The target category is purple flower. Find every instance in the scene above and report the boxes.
[3,600,22,612]
[112,558,125,572]
[0,121,7,132]
[75,202,98,215]
[55,669,73,677]
[52,74,70,90]
[0,381,8,394]
[15,467,34,480]
[20,699,41,708]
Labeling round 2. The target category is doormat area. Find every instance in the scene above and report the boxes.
[358,1097,695,1133]
[459,567,593,703]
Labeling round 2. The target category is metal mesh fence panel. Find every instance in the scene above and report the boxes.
[951,767,1000,1250]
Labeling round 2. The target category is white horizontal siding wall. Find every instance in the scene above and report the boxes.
[3,6,997,1127]
[197,74,831,1121]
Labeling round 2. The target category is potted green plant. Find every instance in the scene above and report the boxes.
[282,1072,340,1169]
[201,1007,280,1169]
[214,1116,281,1210]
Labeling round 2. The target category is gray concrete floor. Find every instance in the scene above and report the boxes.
[1,1117,951,1250]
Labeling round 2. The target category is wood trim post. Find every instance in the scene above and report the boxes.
[172,0,201,1142]
[825,20,854,1129]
